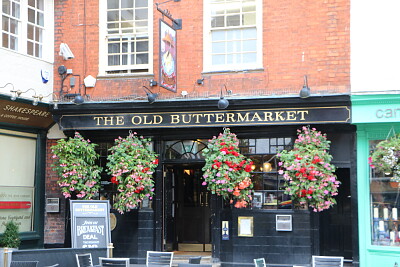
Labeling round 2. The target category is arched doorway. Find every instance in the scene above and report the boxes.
[163,140,211,252]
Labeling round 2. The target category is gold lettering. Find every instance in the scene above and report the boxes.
[251,112,262,122]
[182,114,192,124]
[103,117,114,125]
[275,112,285,121]
[297,111,308,120]
[263,112,274,121]
[286,111,297,121]
[116,116,124,125]
[93,117,103,125]
[237,112,250,122]
[215,113,224,123]
[170,115,180,124]
[143,116,153,125]
[192,114,202,123]
[203,114,214,123]
[131,116,142,125]
[225,113,236,123]
[153,115,163,124]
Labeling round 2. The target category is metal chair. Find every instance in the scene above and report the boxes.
[146,251,174,267]
[99,257,129,267]
[312,256,344,267]
[76,253,94,267]
[253,258,266,267]
[10,261,39,267]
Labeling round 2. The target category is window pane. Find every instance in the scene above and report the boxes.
[135,0,147,7]
[122,41,128,52]
[136,40,148,52]
[28,0,35,7]
[243,52,256,63]
[226,14,240,27]
[243,12,256,25]
[212,42,225,54]
[121,10,133,21]
[108,55,120,65]
[35,43,40,57]
[108,42,120,53]
[135,9,147,20]
[243,39,256,51]
[121,0,133,8]
[2,33,9,48]
[13,2,20,18]
[27,41,34,55]
[107,0,119,9]
[122,54,127,65]
[212,54,225,65]
[28,8,35,23]
[256,139,269,154]
[211,30,225,41]
[27,24,34,40]
[37,0,44,10]
[3,17,10,31]
[211,16,224,28]
[107,11,119,22]
[136,53,148,64]
[37,12,44,26]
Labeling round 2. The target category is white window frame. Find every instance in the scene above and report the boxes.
[203,0,263,72]
[1,0,53,61]
[98,0,154,76]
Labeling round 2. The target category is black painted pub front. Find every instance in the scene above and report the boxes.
[53,95,358,267]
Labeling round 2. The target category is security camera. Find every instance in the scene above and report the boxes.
[59,43,74,60]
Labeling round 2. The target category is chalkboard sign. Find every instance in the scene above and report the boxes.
[70,200,111,248]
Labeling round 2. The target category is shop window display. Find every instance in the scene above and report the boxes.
[370,139,400,246]
[239,137,294,209]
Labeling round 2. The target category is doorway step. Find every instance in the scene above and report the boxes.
[172,251,219,266]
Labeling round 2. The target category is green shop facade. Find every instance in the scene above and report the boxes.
[352,94,400,267]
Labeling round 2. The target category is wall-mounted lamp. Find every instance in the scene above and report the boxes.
[197,79,204,85]
[0,83,15,96]
[73,95,85,105]
[149,80,158,87]
[10,88,36,101]
[181,91,188,97]
[38,93,59,109]
[218,85,230,110]
[142,86,158,104]
[299,75,310,98]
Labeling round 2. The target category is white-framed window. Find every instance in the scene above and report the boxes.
[99,0,153,75]
[203,0,263,72]
[1,0,51,59]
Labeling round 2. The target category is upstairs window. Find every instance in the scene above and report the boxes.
[204,0,262,72]
[2,0,47,59]
[99,0,153,75]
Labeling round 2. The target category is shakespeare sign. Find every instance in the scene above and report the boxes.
[70,200,111,248]
[58,106,350,130]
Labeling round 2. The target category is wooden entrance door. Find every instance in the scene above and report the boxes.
[164,165,211,252]
[319,168,352,259]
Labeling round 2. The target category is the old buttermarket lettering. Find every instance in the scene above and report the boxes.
[92,110,309,126]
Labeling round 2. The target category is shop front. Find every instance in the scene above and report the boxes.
[52,95,357,266]
[0,94,53,248]
[352,94,400,267]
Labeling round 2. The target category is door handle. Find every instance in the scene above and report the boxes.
[205,192,208,207]
[199,193,203,206]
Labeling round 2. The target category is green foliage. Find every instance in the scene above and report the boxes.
[106,132,158,214]
[51,132,102,199]
[278,126,340,212]
[369,134,400,181]
[0,221,21,248]
[202,128,253,208]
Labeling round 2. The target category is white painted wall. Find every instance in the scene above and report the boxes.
[0,49,54,102]
[351,0,400,93]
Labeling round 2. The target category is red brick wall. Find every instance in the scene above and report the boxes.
[44,139,66,245]
[53,0,350,100]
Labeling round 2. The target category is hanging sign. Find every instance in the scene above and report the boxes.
[70,200,111,248]
[58,106,350,130]
[159,20,177,92]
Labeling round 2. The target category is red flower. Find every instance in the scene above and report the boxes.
[153,158,159,165]
[111,176,119,185]
[220,142,226,146]
[244,164,252,172]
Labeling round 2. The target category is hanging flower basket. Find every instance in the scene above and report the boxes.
[51,132,102,199]
[369,133,400,182]
[201,128,254,208]
[278,126,340,212]
[106,132,158,214]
